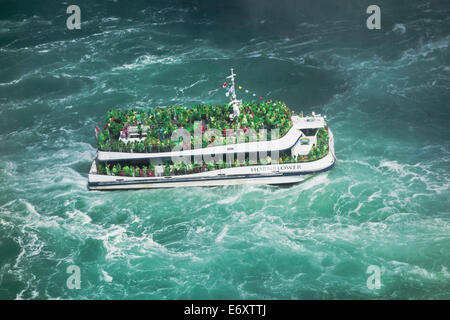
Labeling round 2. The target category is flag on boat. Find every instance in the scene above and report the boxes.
[94,125,100,139]
[219,79,269,101]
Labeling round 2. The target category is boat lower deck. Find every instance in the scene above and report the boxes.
[88,152,336,190]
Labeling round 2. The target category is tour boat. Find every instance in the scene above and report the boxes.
[88,69,336,190]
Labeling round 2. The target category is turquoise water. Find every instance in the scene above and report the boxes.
[0,0,449,299]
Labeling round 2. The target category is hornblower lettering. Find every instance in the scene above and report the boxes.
[250,164,301,173]
[184,304,219,317]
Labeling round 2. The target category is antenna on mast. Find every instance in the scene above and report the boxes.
[227,68,242,119]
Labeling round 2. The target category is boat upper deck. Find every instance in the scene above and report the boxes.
[97,114,326,162]
[95,69,327,161]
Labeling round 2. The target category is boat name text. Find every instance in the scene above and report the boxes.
[250,164,301,173]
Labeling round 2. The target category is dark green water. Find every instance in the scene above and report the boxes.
[0,0,449,299]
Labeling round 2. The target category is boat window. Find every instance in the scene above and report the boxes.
[301,128,318,136]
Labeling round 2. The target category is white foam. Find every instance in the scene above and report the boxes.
[350,202,363,216]
[112,54,180,71]
[101,269,113,282]
[215,225,228,243]
[392,24,406,34]
[379,160,404,173]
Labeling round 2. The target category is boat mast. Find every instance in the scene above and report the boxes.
[227,68,241,118]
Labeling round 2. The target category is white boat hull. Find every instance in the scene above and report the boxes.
[88,130,336,190]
